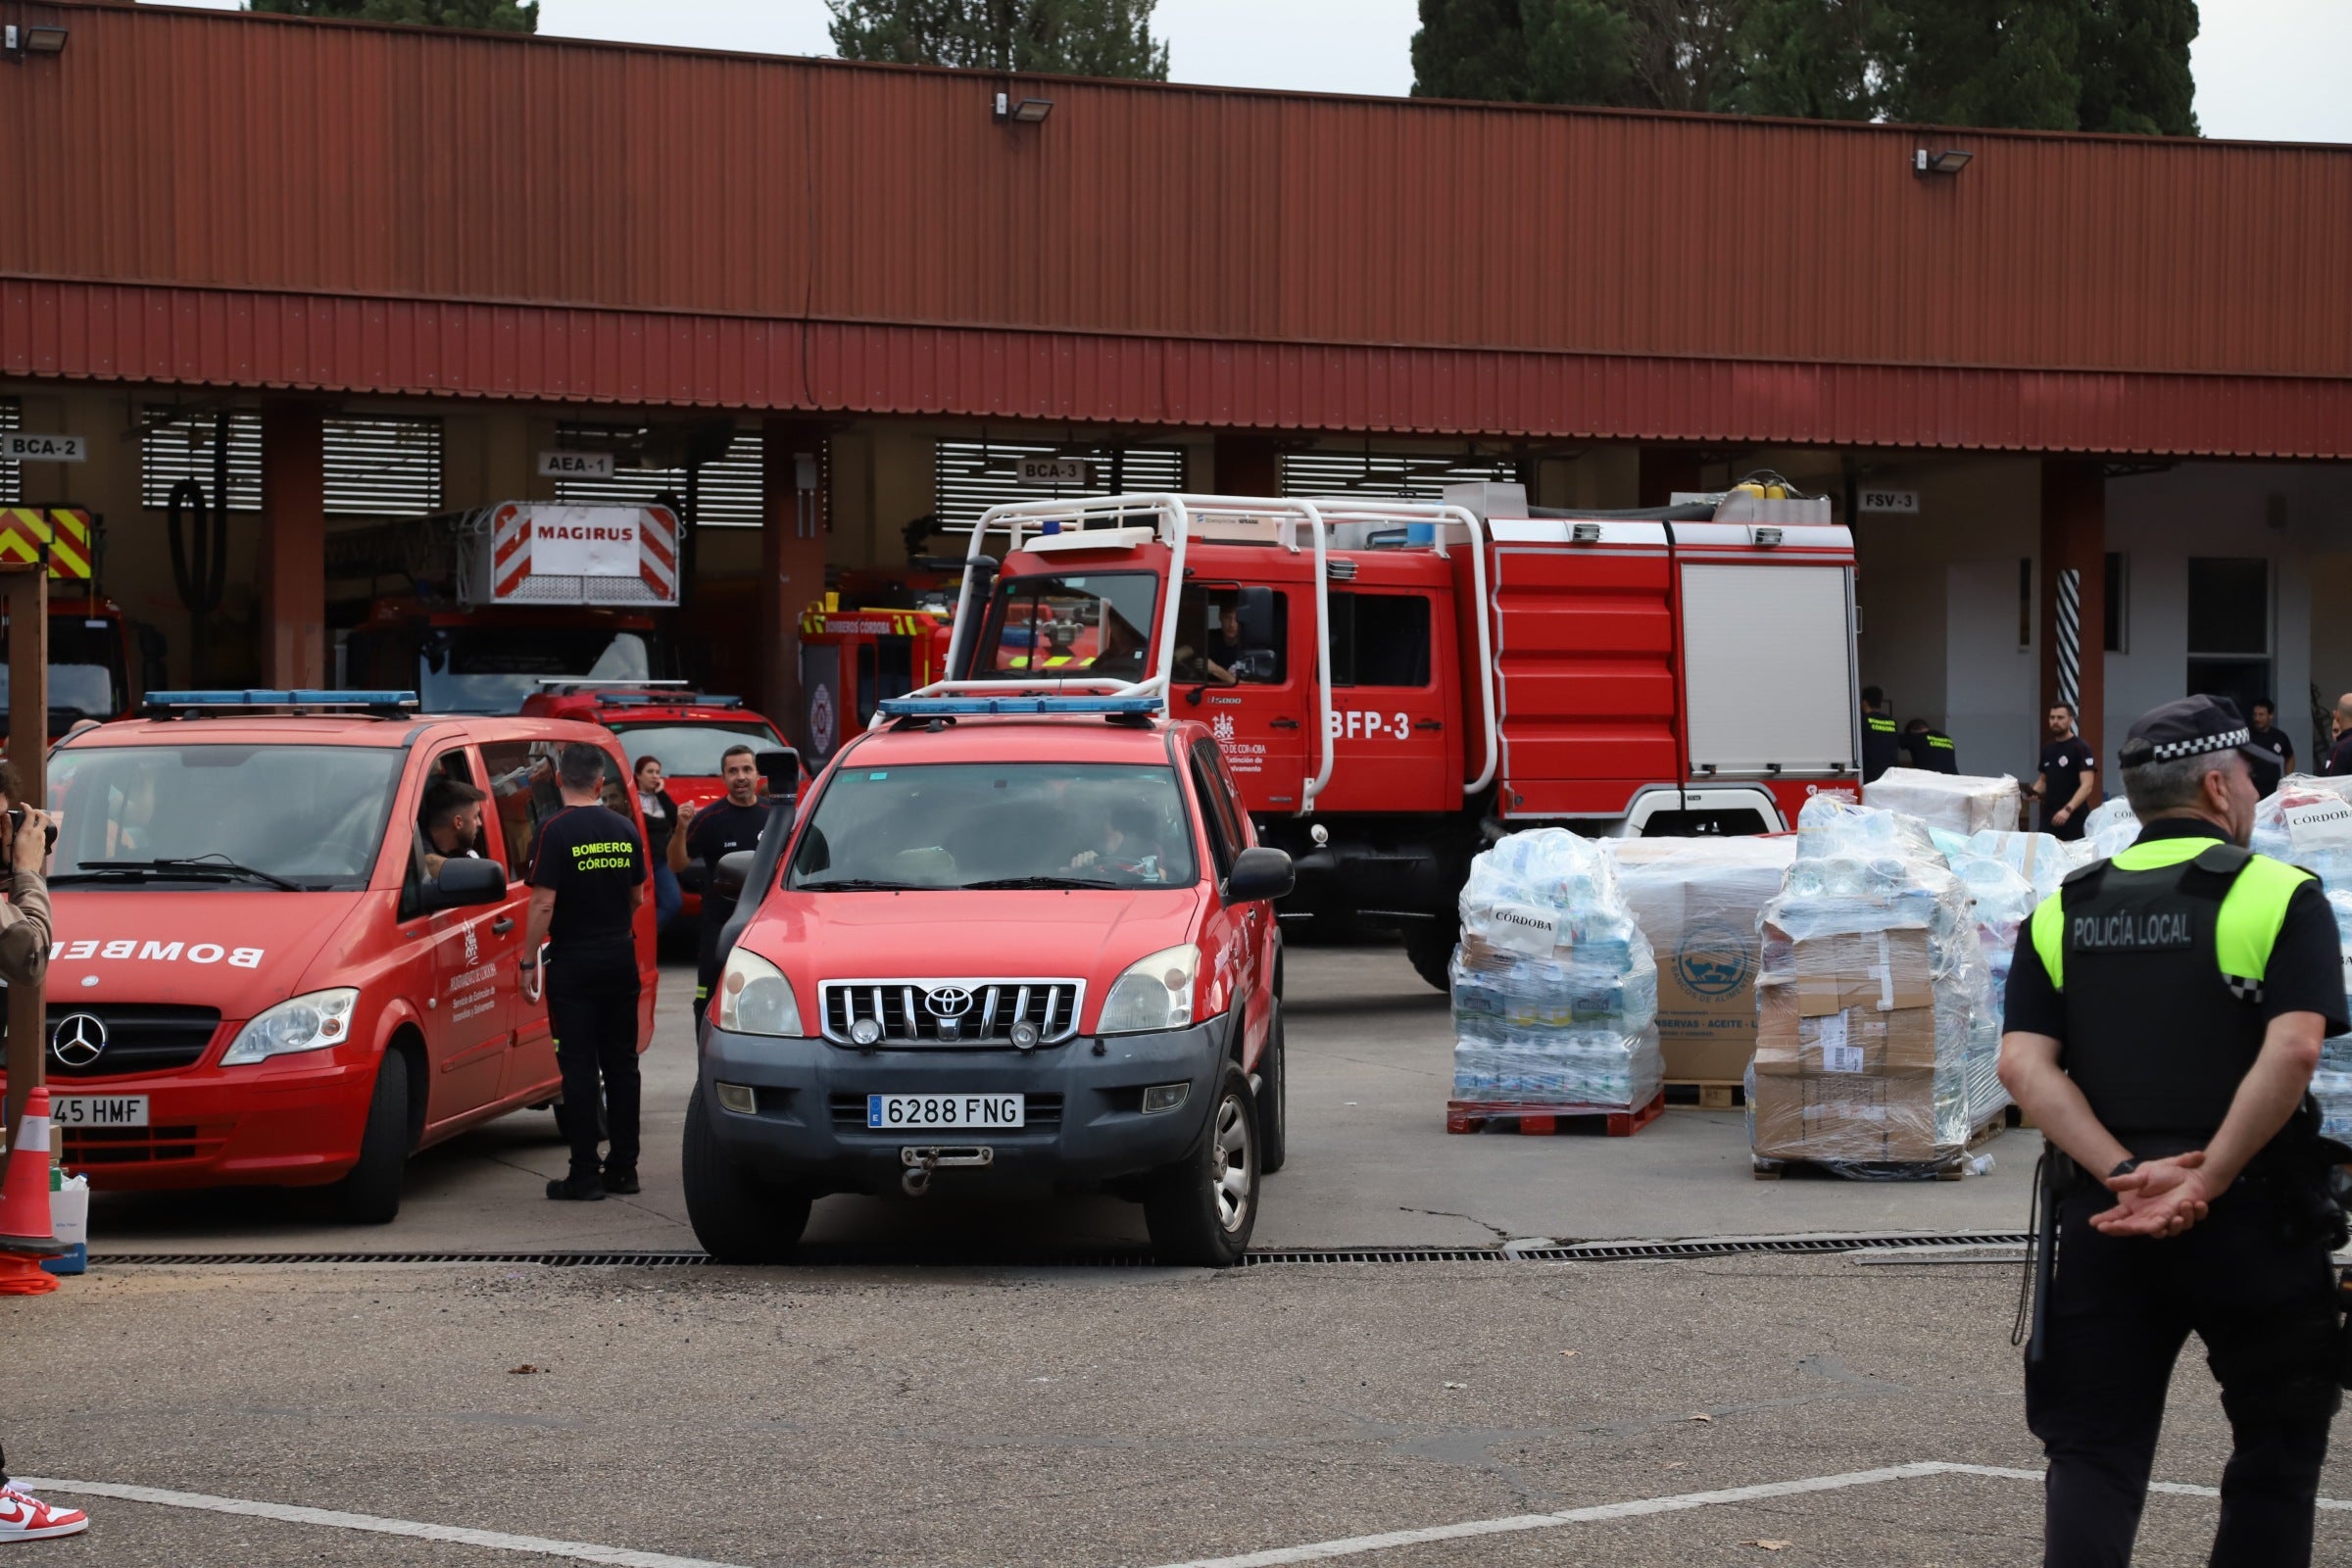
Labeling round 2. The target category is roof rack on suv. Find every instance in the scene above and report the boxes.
[141,690,421,720]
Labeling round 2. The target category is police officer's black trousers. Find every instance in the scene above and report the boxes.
[2027,1181,2340,1568]
[547,943,643,1181]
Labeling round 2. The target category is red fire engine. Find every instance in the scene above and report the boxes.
[0,507,141,738]
[936,486,1860,987]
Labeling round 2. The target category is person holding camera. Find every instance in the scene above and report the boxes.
[0,764,84,1544]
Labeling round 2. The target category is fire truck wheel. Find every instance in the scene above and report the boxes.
[333,1048,411,1226]
[1402,921,1458,993]
[1143,1063,1259,1268]
[1256,1001,1289,1176]
[681,1083,810,1264]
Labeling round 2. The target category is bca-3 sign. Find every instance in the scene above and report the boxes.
[0,433,86,464]
[1016,457,1095,487]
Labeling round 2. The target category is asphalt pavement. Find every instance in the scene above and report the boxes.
[79,942,2038,1257]
[11,942,2348,1566]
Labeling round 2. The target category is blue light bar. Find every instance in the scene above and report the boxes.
[143,689,419,711]
[877,695,1163,717]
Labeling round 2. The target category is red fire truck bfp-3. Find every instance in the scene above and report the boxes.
[939,485,1860,988]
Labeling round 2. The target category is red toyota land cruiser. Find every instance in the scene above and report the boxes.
[682,694,1293,1267]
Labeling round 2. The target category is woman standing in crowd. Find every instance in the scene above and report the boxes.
[634,755,683,933]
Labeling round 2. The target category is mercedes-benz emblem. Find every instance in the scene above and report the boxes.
[924,986,974,1020]
[50,1012,107,1070]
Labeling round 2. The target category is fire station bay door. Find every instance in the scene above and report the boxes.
[1677,563,1857,781]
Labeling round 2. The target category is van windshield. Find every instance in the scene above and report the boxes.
[787,763,1197,891]
[48,745,405,891]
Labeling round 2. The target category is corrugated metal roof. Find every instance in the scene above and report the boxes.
[2,2,2349,456]
[9,277,2349,458]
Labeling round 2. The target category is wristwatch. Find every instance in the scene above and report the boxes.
[2110,1157,2141,1179]
[519,958,539,970]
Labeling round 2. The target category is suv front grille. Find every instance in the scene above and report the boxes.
[829,1094,1064,1131]
[44,1005,223,1080]
[819,980,1084,1048]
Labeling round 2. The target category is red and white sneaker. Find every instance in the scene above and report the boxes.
[0,1485,88,1542]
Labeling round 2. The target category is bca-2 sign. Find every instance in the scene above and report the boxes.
[1016,457,1095,487]
[0,433,86,464]
[538,451,616,479]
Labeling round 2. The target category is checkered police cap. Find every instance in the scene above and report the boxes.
[2117,695,2277,771]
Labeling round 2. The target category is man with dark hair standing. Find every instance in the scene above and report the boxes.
[2247,698,2294,797]
[671,744,770,1031]
[1902,718,1960,774]
[2319,695,2352,779]
[1859,686,1899,783]
[1999,696,2347,1567]
[2033,702,2098,841]
[522,742,648,1201]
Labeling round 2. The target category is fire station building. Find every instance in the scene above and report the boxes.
[3,1,2349,777]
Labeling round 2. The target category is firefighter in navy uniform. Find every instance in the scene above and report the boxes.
[1998,695,2349,1568]
[1860,685,1900,782]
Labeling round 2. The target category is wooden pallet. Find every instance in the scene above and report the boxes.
[1751,1108,2008,1182]
[1665,1080,1745,1110]
[1446,1090,1667,1139]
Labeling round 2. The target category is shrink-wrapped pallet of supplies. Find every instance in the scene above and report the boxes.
[2250,774,2352,1141]
[1747,797,2005,1177]
[1449,829,1665,1125]
[1605,835,1797,1089]
[2082,796,2141,862]
[1928,828,2084,1024]
[1864,767,2024,836]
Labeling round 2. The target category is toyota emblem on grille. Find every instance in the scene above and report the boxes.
[924,986,975,1020]
[50,1012,107,1070]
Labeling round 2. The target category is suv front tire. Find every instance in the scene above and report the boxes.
[1143,1062,1259,1267]
[681,1083,811,1264]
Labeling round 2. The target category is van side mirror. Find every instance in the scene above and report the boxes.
[1224,846,1294,905]
[712,849,759,902]
[756,748,800,800]
[422,856,505,911]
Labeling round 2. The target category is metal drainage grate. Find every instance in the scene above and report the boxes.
[89,1233,2033,1270]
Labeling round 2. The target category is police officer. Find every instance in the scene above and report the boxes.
[1859,685,1899,782]
[671,744,770,1030]
[521,742,649,1201]
[1998,695,2347,1567]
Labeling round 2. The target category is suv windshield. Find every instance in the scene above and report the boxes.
[788,763,1197,891]
[49,745,404,890]
[415,628,657,713]
[612,721,777,778]
[978,572,1159,683]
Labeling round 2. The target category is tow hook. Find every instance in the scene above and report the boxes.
[900,1146,992,1197]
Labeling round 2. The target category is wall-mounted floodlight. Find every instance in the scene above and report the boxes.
[993,92,1054,124]
[1914,148,1972,176]
[4,24,70,55]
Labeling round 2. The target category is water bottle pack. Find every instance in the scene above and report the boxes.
[2252,775,2352,1139]
[1451,828,1664,1112]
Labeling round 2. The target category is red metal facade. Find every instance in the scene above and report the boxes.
[4,2,2350,456]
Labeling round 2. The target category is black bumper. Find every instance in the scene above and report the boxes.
[698,1018,1225,1194]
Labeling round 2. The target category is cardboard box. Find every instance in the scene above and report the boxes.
[1752,1071,1943,1162]
[1755,987,1938,1077]
[1607,837,1794,1084]
[1769,925,1936,1017]
[1863,768,2023,835]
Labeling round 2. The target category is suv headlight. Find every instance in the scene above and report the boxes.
[221,988,360,1066]
[1097,944,1200,1036]
[714,948,804,1037]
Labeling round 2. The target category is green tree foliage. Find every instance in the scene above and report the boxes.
[247,0,539,27]
[1410,0,2198,132]
[826,0,1169,79]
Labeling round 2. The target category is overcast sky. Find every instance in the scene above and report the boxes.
[153,0,2352,144]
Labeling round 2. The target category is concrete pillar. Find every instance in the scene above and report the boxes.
[2040,460,2107,763]
[760,419,830,750]
[1212,433,1280,497]
[260,399,327,688]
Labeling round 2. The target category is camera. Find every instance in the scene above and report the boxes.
[6,807,56,852]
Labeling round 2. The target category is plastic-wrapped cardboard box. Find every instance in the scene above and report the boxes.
[1605,836,1795,1086]
[1863,767,2023,836]
[1750,922,1946,1164]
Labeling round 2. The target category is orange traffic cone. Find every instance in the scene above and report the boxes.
[0,1088,65,1296]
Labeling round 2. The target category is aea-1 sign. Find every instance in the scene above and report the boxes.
[0,433,86,464]
[1016,457,1095,487]
[1858,488,1920,514]
[538,451,615,479]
